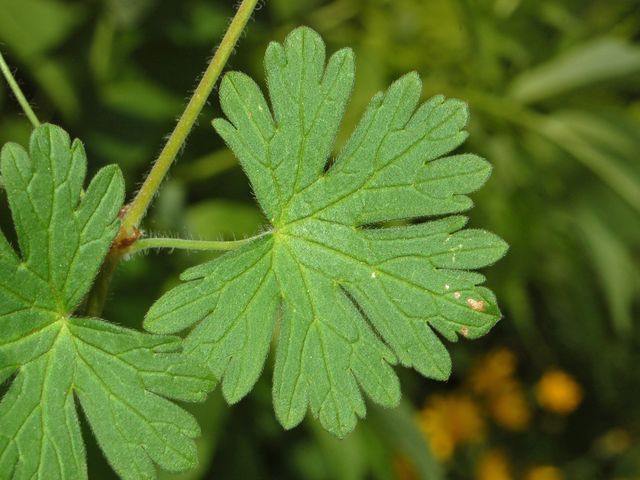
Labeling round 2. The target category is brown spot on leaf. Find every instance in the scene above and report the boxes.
[466,298,486,312]
[460,327,469,337]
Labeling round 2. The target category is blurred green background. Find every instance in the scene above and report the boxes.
[1,0,639,478]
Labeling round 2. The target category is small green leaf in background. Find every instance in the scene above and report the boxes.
[185,200,265,241]
[578,210,638,337]
[0,124,215,479]
[369,402,444,480]
[509,37,640,103]
[0,0,84,119]
[146,27,507,437]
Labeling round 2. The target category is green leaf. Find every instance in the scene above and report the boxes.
[0,0,84,58]
[145,27,507,437]
[369,402,444,480]
[577,210,638,337]
[0,0,84,119]
[0,124,215,479]
[509,37,640,103]
[534,114,640,213]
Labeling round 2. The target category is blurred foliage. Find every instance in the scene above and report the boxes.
[1,0,639,478]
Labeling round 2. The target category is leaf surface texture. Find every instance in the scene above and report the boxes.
[0,125,215,479]
[146,27,507,437]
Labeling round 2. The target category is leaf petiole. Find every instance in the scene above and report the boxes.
[0,50,41,128]
[129,232,269,255]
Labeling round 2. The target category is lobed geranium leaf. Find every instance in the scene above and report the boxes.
[145,27,507,437]
[0,124,215,479]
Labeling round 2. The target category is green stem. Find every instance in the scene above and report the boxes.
[84,0,260,318]
[0,50,41,128]
[85,254,122,318]
[130,233,268,255]
[120,0,259,235]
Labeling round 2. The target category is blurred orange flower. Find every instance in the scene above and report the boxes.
[468,347,531,430]
[524,465,565,480]
[417,393,485,460]
[475,449,512,480]
[535,370,583,415]
[488,380,531,431]
[469,347,517,396]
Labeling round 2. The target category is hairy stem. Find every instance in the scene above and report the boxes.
[0,51,41,128]
[120,0,259,235]
[85,0,260,318]
[130,233,269,255]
